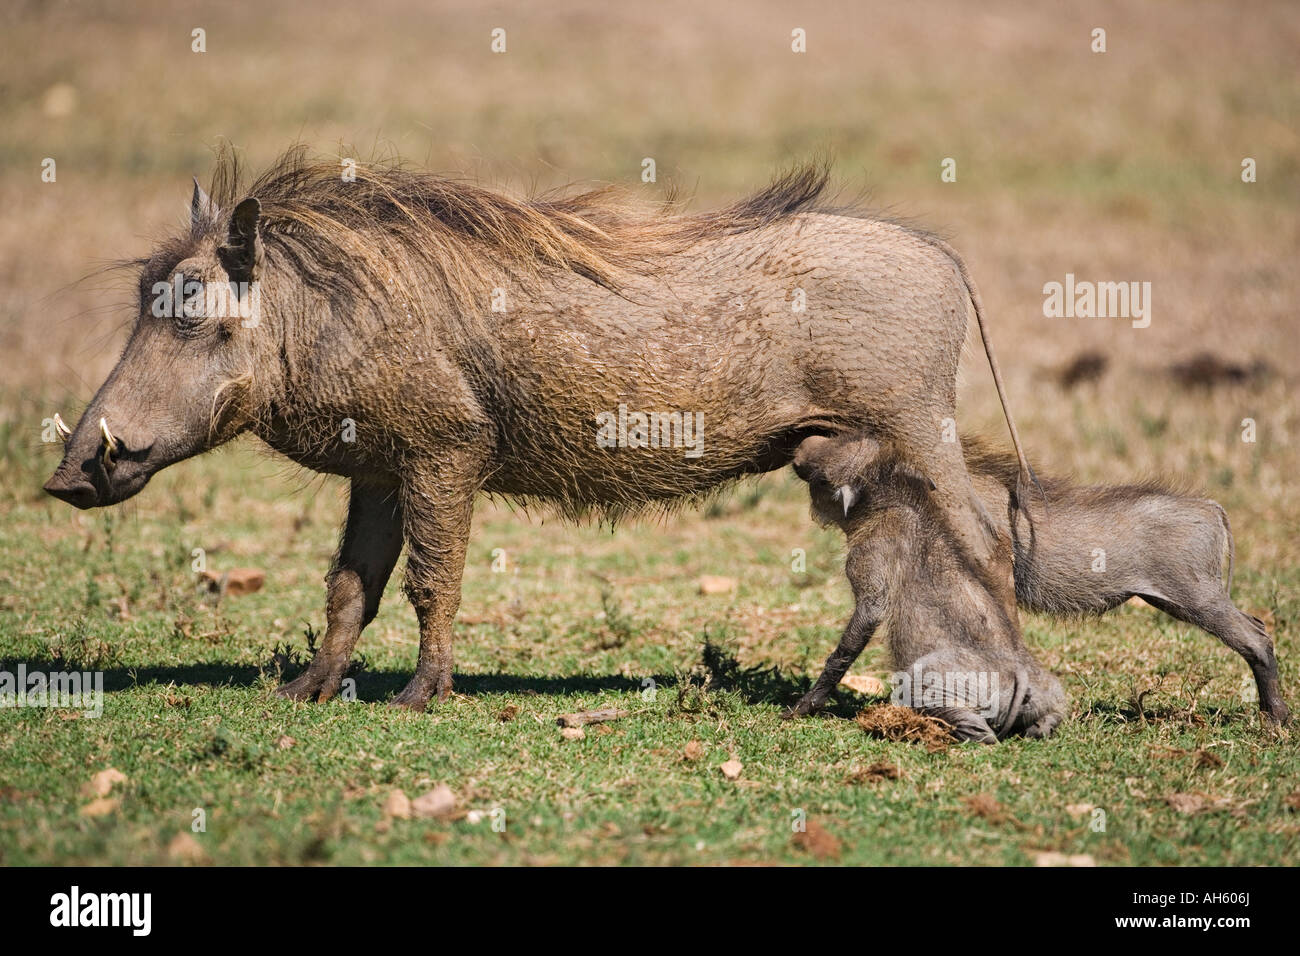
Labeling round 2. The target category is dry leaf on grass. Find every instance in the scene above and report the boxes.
[275,735,296,750]
[560,726,585,741]
[411,785,457,819]
[719,759,743,780]
[839,674,887,696]
[167,832,207,863]
[1034,851,1096,867]
[683,740,703,761]
[83,767,127,798]
[1193,749,1225,769]
[80,797,119,817]
[1150,745,1224,769]
[963,793,1032,831]
[1164,791,1250,816]
[697,575,736,595]
[793,819,841,860]
[963,793,1008,822]
[199,567,265,597]
[383,789,412,820]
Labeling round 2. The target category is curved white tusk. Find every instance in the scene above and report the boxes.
[834,485,858,517]
[53,413,72,441]
[99,417,119,455]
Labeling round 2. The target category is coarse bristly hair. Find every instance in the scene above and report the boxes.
[139,144,833,325]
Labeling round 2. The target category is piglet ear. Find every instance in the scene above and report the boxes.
[792,435,832,482]
[218,197,263,283]
[191,177,219,231]
[892,459,937,491]
[838,435,882,474]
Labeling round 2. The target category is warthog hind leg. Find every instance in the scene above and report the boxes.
[1143,593,1290,725]
[390,460,481,712]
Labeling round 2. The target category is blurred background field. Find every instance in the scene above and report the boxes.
[0,0,1297,865]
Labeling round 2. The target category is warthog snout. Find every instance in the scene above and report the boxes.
[43,413,156,509]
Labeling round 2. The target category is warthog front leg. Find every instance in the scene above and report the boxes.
[785,544,889,718]
[389,466,478,712]
[276,482,403,702]
[784,601,882,718]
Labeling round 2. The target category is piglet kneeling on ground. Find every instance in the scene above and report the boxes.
[791,431,1290,728]
[786,434,1067,743]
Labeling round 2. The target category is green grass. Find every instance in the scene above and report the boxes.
[2,0,1297,867]
[1,408,1295,866]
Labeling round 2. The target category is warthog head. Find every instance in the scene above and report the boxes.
[44,182,266,508]
[792,433,934,523]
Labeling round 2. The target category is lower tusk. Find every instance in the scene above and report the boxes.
[53,413,72,441]
[99,417,119,463]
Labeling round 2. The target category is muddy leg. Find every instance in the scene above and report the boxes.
[276,482,403,702]
[1146,593,1290,725]
[389,468,478,712]
[897,426,1019,620]
[784,600,883,718]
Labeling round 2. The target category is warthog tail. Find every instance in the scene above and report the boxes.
[926,237,1042,516]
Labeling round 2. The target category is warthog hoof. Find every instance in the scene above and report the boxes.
[1264,700,1291,727]
[1021,713,1063,739]
[275,666,344,703]
[781,694,822,720]
[388,677,439,712]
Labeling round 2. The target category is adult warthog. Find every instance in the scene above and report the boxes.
[44,148,1031,710]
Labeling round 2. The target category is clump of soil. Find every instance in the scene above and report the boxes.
[855,704,953,752]
[1056,350,1108,389]
[1169,352,1272,389]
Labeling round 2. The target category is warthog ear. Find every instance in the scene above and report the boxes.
[890,459,937,491]
[218,197,264,284]
[191,177,219,231]
[792,435,832,482]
